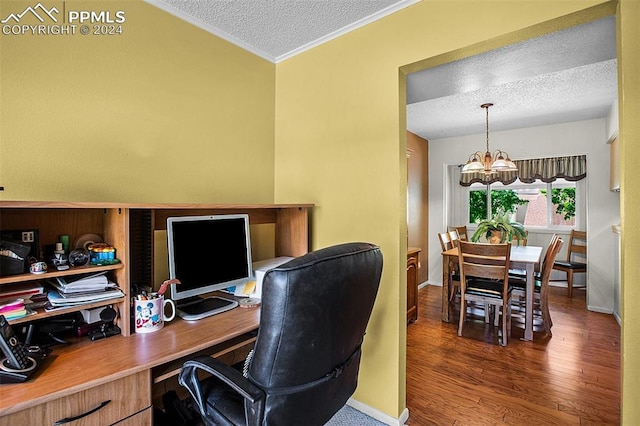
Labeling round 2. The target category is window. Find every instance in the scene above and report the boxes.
[468,178,577,228]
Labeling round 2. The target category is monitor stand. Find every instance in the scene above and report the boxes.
[176,296,238,321]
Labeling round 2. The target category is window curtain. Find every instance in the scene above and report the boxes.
[459,155,586,186]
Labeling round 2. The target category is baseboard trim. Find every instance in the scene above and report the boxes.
[587,305,613,315]
[614,310,621,325]
[347,398,409,426]
[418,280,431,290]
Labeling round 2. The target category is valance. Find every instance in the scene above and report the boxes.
[459,155,586,186]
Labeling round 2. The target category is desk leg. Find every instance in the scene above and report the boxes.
[524,263,534,341]
[442,256,450,322]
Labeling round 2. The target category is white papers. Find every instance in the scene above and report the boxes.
[46,272,124,308]
[47,288,124,306]
[51,272,110,292]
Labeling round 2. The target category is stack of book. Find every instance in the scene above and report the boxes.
[46,272,125,309]
[0,298,29,320]
[0,283,44,319]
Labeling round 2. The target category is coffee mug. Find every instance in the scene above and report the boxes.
[29,261,47,274]
[134,294,175,334]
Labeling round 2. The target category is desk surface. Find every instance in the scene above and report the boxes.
[0,305,260,416]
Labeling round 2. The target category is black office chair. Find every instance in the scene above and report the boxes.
[179,242,383,426]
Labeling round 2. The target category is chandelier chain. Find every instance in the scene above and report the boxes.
[485,105,490,153]
[481,102,493,153]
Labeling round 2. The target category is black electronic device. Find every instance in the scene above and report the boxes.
[27,315,80,347]
[166,214,249,320]
[87,306,120,341]
[0,314,50,384]
[88,323,121,341]
[0,314,30,370]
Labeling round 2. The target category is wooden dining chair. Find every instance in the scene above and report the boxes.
[510,236,563,336]
[510,233,557,280]
[438,231,453,252]
[449,225,468,241]
[510,234,560,304]
[438,232,460,302]
[457,241,512,346]
[448,230,461,247]
[552,230,587,297]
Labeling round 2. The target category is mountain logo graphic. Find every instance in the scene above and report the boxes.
[1,2,59,24]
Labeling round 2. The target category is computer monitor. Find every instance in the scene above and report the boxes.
[166,214,252,320]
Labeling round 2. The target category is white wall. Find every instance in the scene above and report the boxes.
[428,118,620,313]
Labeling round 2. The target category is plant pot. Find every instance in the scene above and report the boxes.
[488,230,503,244]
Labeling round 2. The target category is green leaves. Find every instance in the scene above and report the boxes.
[469,189,528,224]
[471,207,527,244]
[550,188,576,221]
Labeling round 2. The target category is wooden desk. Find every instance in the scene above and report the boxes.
[442,245,542,341]
[0,305,260,424]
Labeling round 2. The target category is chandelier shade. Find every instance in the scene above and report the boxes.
[461,103,518,175]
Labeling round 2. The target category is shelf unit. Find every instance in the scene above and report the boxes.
[0,204,128,331]
[0,201,311,336]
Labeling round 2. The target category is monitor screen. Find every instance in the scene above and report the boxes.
[167,214,252,302]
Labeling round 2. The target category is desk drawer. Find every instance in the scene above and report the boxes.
[0,371,151,426]
[114,406,153,425]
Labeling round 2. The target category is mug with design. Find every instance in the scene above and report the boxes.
[134,294,175,333]
[29,261,47,274]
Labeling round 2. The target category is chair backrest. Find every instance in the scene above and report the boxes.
[438,232,454,252]
[457,241,511,296]
[248,242,383,425]
[566,230,587,263]
[541,233,559,268]
[540,237,564,285]
[448,230,461,247]
[449,226,468,241]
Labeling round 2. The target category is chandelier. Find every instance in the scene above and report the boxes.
[461,103,517,174]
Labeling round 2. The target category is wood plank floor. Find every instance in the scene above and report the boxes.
[406,285,620,425]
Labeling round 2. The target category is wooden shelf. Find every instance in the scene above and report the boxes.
[0,263,124,285]
[2,264,127,326]
[8,296,126,325]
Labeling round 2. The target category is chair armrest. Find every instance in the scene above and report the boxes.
[179,355,265,424]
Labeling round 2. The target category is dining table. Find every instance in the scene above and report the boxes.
[442,244,543,341]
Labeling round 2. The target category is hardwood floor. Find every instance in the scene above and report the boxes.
[406,285,620,425]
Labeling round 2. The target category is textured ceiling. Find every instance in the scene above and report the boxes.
[406,16,617,139]
[144,2,617,141]
[146,0,417,62]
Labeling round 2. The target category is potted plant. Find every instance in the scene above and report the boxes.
[471,208,528,245]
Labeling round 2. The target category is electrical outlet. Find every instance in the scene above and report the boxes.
[22,231,35,243]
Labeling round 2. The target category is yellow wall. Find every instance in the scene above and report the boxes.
[274,0,633,419]
[0,1,276,204]
[619,0,640,423]
[2,0,638,422]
